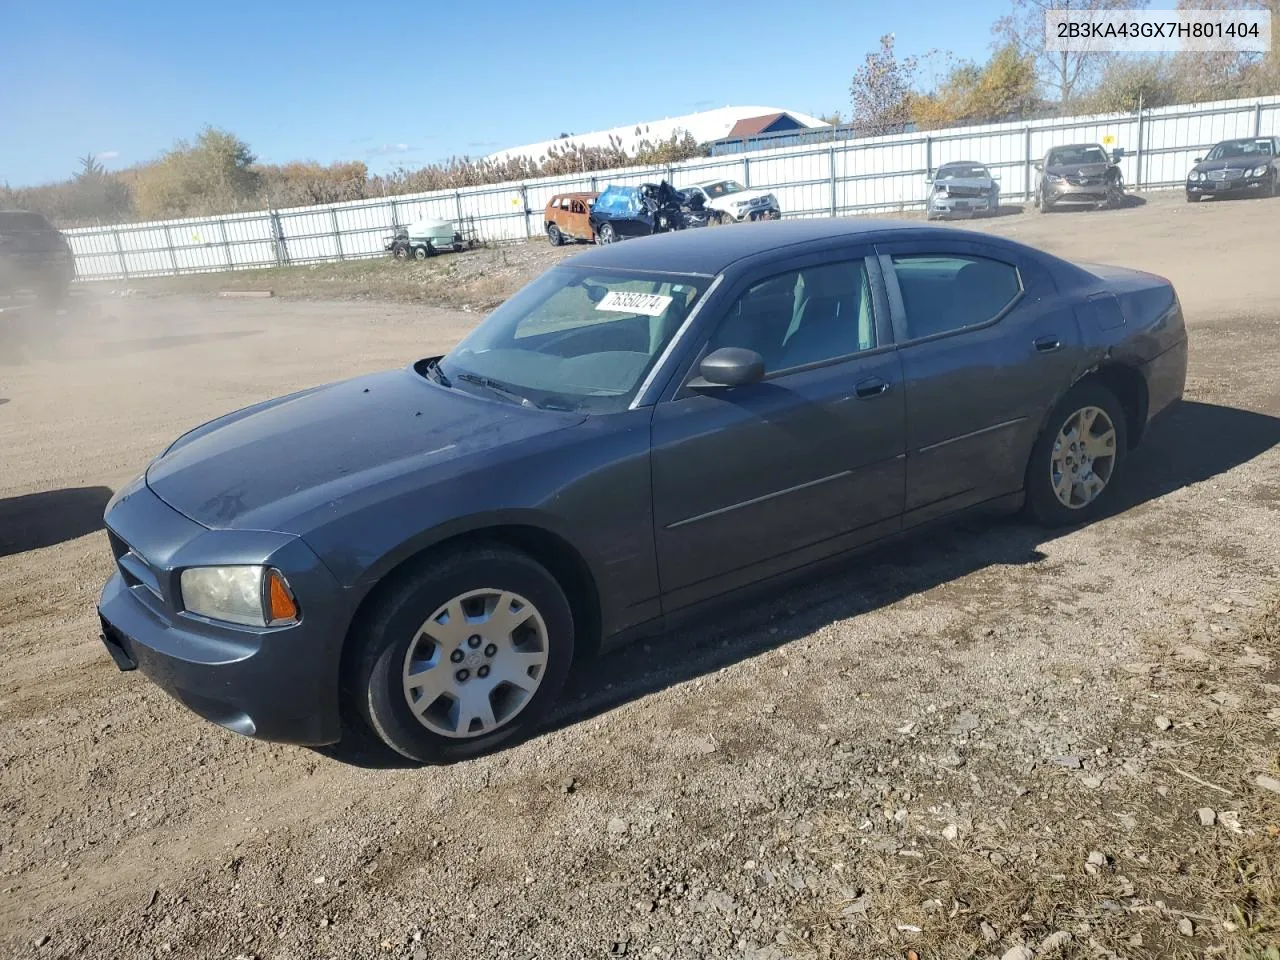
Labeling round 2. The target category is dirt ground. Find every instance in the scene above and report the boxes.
[2,191,1278,960]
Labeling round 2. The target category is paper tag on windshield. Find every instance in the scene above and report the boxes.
[595,291,672,316]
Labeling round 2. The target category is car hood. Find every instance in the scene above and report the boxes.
[1046,161,1110,177]
[1192,157,1268,173]
[145,365,584,532]
[710,188,773,205]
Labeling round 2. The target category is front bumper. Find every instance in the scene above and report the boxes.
[97,478,348,746]
[1186,177,1270,198]
[1043,182,1110,205]
[927,195,993,217]
[723,203,781,222]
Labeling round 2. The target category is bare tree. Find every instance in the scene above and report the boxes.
[994,0,1147,109]
[849,34,920,136]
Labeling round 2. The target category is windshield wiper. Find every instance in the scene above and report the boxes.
[423,358,451,388]
[454,371,535,407]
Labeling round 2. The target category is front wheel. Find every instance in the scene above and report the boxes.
[1186,192,1200,204]
[1105,179,1124,209]
[349,545,575,764]
[1025,381,1128,527]
[413,245,430,261]
[546,224,563,246]
[596,222,617,244]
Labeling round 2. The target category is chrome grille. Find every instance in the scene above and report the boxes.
[1207,169,1244,182]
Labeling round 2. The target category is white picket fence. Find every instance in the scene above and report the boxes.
[65,94,1280,282]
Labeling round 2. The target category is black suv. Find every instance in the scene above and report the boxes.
[0,210,75,301]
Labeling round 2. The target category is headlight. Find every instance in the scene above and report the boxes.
[1046,173,1064,183]
[180,565,299,627]
[1250,165,1269,177]
[933,184,948,195]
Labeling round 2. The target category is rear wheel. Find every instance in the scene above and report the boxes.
[349,544,575,764]
[546,223,563,246]
[1025,381,1128,527]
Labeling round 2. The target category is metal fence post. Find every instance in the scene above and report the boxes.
[111,226,129,281]
[743,156,751,188]
[521,184,531,239]
[161,224,179,276]
[217,219,235,270]
[271,210,289,266]
[329,209,345,260]
[925,135,933,179]
[454,191,463,225]
[1255,101,1264,136]
[829,144,837,218]
[1023,127,1034,201]
[389,199,400,229]
[1135,106,1145,190]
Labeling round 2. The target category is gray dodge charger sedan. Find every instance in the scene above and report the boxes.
[99,220,1188,763]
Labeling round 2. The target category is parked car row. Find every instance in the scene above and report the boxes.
[544,179,781,247]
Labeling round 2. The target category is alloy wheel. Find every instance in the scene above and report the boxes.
[402,588,549,739]
[1050,406,1118,509]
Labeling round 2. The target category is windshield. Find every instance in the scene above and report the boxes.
[702,180,745,198]
[592,186,641,217]
[438,266,712,413]
[1206,138,1274,160]
[936,164,990,180]
[1046,146,1109,166]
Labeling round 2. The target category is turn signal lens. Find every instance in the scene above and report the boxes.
[265,569,299,624]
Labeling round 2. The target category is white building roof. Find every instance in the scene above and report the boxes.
[484,106,829,164]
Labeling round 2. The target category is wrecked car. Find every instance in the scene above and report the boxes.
[588,182,710,244]
[1034,143,1126,213]
[925,162,1000,220]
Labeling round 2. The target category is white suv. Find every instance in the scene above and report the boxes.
[681,180,781,223]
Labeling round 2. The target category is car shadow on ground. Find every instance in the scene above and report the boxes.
[0,486,113,558]
[320,400,1280,769]
[991,204,1026,218]
[1045,194,1147,213]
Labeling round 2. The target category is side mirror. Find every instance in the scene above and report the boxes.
[992,173,1002,181]
[1111,147,1125,162]
[691,347,765,389]
[1033,161,1043,171]
[1193,156,1203,163]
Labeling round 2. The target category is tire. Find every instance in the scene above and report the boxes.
[1024,381,1129,527]
[596,222,616,244]
[393,244,409,260]
[1186,193,1200,203]
[1105,178,1124,210]
[348,544,575,764]
[1271,171,1279,198]
[413,245,429,261]
[718,212,736,226]
[546,223,563,246]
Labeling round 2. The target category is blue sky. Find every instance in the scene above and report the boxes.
[1,0,1007,187]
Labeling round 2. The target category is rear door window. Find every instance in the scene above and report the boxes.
[890,255,1021,340]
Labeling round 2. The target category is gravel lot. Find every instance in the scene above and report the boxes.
[2,191,1278,960]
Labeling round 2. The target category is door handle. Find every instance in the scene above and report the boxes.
[1034,336,1062,353]
[855,377,890,399]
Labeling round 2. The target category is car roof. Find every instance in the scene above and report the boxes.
[549,191,598,199]
[937,160,986,167]
[1048,143,1104,152]
[562,218,985,275]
